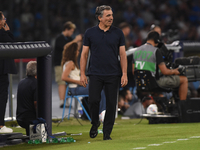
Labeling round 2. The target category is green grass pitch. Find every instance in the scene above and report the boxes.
[1,117,200,150]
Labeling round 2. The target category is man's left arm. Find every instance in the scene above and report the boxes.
[119,45,128,87]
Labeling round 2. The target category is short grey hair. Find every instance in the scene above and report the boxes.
[26,61,37,76]
[95,5,112,21]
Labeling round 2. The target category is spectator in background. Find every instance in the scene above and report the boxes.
[54,21,82,108]
[118,88,138,115]
[123,96,155,118]
[2,1,200,43]
[120,88,138,106]
[118,89,130,113]
[142,24,162,44]
[119,22,135,89]
[119,22,131,49]
[150,24,162,35]
[0,11,17,133]
[118,95,126,115]
[61,42,88,95]
[16,61,37,136]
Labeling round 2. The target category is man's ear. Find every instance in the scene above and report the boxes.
[98,16,102,22]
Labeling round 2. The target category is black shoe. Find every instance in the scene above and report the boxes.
[103,133,112,140]
[59,104,64,108]
[59,103,70,108]
[89,121,100,138]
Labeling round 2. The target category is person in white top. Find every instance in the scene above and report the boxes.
[61,42,88,95]
[61,42,106,104]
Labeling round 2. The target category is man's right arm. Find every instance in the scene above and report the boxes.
[63,34,82,50]
[158,63,180,75]
[80,45,89,87]
[156,49,180,75]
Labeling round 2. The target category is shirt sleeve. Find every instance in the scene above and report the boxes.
[156,49,164,65]
[119,30,125,46]
[83,29,90,46]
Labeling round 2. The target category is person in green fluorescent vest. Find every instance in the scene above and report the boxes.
[132,31,188,101]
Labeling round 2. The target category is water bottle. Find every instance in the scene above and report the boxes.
[28,140,34,144]
[28,139,42,144]
[58,138,67,143]
[34,139,42,144]
[46,137,75,144]
[46,139,51,143]
[78,107,83,118]
[52,138,59,143]
[98,129,103,134]
[66,137,76,143]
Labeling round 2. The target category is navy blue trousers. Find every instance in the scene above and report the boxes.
[89,75,120,135]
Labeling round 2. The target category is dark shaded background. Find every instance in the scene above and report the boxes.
[1,0,200,46]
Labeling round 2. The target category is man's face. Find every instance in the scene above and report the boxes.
[118,98,124,108]
[146,99,155,106]
[154,27,161,35]
[99,9,113,27]
[123,27,130,37]
[67,28,75,37]
[0,14,6,29]
[126,90,133,101]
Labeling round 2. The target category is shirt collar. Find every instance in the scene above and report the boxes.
[96,24,113,32]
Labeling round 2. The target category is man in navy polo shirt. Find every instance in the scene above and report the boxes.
[80,5,128,140]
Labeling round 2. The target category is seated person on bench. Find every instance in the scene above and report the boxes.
[16,61,37,136]
[61,42,106,114]
[132,31,188,101]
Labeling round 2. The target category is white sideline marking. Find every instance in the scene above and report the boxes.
[163,141,177,143]
[177,139,189,141]
[190,136,200,138]
[148,144,163,146]
[133,136,197,149]
[133,147,146,149]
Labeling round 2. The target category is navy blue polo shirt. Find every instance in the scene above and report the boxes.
[83,25,125,76]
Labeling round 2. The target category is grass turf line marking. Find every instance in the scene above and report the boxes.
[163,141,177,143]
[133,136,198,149]
[190,136,200,138]
[177,139,189,141]
[148,144,163,146]
[133,147,146,149]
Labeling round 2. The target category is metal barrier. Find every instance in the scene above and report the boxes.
[0,41,52,135]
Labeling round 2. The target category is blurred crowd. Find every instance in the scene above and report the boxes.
[0,0,200,45]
